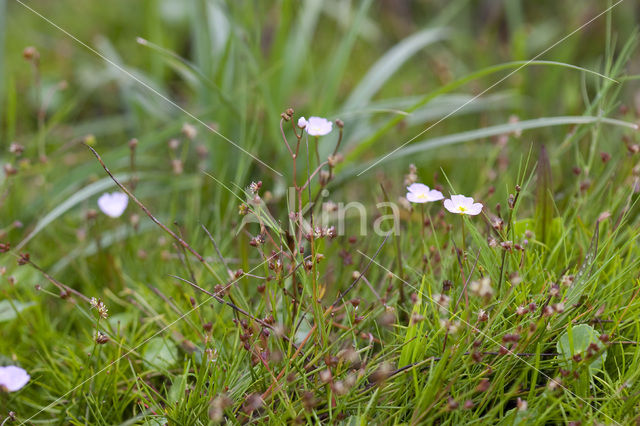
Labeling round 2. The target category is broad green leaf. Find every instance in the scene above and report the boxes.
[556,324,606,373]
[143,337,178,370]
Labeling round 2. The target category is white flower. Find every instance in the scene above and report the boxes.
[299,116,332,136]
[444,194,483,215]
[97,191,129,218]
[0,365,30,392]
[406,183,444,203]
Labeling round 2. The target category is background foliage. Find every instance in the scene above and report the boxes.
[1,0,640,424]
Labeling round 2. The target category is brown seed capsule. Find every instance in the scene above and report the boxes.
[17,253,30,265]
[23,46,39,60]
[319,369,332,383]
[214,284,226,297]
[447,397,459,410]
[242,393,264,414]
[476,378,490,392]
[96,332,109,344]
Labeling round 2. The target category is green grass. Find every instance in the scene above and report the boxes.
[1,1,640,424]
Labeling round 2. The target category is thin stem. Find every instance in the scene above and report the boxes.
[332,127,344,157]
[461,215,466,261]
[300,161,329,191]
[314,136,320,166]
[279,118,293,156]
[26,259,90,302]
[420,203,426,273]
[201,224,234,279]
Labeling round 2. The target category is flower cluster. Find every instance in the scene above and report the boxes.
[406,183,483,216]
[90,297,109,319]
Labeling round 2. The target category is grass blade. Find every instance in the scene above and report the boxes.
[342,27,448,111]
[342,60,622,163]
[0,0,5,121]
[565,221,599,307]
[337,115,638,181]
[15,174,130,251]
[278,0,323,95]
[535,145,553,246]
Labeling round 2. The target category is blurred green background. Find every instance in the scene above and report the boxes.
[1,0,639,290]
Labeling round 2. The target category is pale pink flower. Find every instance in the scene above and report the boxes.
[0,366,30,392]
[299,116,332,136]
[97,192,129,218]
[406,183,444,204]
[444,195,483,215]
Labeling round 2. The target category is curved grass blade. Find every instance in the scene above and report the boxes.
[15,174,130,250]
[318,0,374,112]
[337,115,638,182]
[343,27,449,111]
[136,37,238,114]
[342,60,620,164]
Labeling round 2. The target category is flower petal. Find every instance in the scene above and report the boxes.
[427,189,444,201]
[444,198,458,213]
[297,117,307,128]
[98,192,129,218]
[407,183,429,193]
[467,203,483,215]
[0,366,30,392]
[451,194,473,206]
